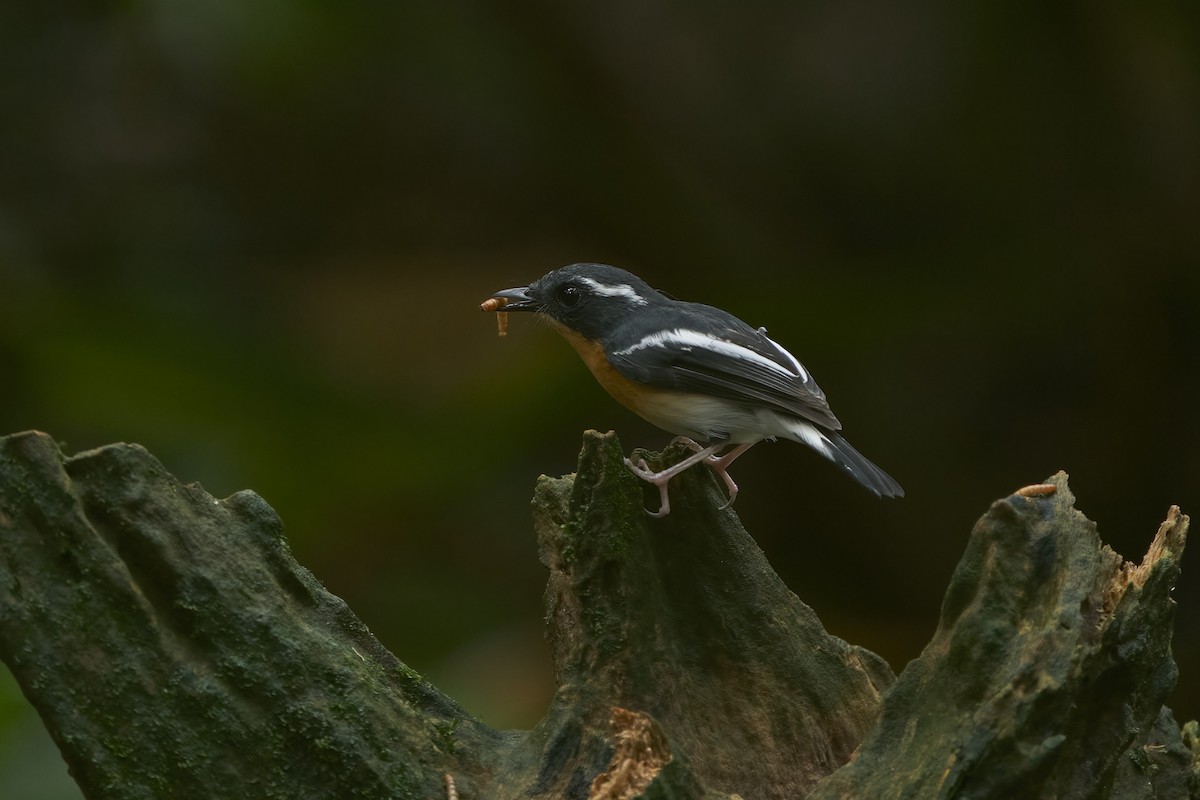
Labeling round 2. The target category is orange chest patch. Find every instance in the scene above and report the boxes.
[554,325,656,413]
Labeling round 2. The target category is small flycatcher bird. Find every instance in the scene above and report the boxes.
[483,263,902,516]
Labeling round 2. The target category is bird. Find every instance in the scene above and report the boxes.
[483,263,903,516]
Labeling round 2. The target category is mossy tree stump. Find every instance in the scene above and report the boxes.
[0,430,1195,798]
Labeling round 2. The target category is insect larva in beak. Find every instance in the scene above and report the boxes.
[479,296,509,336]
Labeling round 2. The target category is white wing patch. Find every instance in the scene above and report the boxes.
[614,328,804,380]
[578,277,648,306]
[764,336,809,382]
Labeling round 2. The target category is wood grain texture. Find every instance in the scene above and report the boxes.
[0,430,1194,799]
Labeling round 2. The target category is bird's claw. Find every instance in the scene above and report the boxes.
[623,457,653,480]
[623,457,673,516]
[623,443,740,517]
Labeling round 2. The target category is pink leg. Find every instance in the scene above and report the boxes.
[624,443,725,517]
[624,440,758,516]
[665,438,756,508]
[705,443,755,509]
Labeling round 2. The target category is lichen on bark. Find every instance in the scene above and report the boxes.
[0,429,1195,799]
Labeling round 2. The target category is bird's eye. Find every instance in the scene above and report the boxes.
[556,284,581,307]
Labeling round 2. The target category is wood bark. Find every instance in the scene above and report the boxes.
[0,429,1195,799]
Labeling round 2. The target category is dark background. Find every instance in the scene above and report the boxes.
[2,3,1197,796]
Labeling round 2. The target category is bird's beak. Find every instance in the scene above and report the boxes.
[487,286,540,312]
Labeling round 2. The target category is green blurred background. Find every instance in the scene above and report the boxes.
[2,2,1198,796]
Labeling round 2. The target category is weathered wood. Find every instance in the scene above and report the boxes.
[809,475,1194,800]
[0,429,1195,799]
[0,430,488,798]
[527,432,894,798]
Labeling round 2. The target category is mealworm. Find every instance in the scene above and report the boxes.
[480,296,509,336]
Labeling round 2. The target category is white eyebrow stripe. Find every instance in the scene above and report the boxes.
[614,328,805,380]
[578,277,648,305]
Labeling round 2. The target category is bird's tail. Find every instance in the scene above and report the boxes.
[781,420,904,498]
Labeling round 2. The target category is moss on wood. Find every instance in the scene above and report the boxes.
[0,430,1194,799]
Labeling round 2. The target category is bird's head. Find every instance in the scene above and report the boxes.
[487,263,662,341]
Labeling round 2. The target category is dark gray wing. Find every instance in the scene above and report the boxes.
[606,304,843,431]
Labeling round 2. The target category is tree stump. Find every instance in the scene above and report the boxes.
[0,429,1195,799]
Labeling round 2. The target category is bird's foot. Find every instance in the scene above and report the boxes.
[623,443,725,517]
[715,471,740,509]
[706,442,754,509]
[623,457,673,516]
